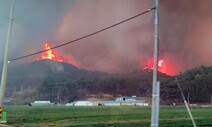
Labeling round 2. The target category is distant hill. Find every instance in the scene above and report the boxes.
[3,59,212,104]
[175,66,212,103]
[6,60,108,104]
[5,60,172,104]
[8,59,107,79]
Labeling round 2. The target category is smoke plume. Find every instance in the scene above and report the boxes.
[1,0,212,75]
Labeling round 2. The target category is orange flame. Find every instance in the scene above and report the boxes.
[158,59,164,67]
[42,43,56,60]
[143,58,167,74]
[41,43,80,67]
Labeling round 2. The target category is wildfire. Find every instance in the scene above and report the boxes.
[143,58,166,74]
[40,43,80,67]
[42,43,63,62]
[42,43,55,60]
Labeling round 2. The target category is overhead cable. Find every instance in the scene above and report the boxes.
[9,7,155,62]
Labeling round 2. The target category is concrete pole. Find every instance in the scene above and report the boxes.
[175,77,197,127]
[151,0,159,127]
[0,0,15,106]
[155,81,160,126]
[210,94,212,106]
[187,92,190,106]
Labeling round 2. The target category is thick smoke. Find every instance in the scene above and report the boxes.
[1,0,212,75]
[0,0,74,63]
[53,0,154,73]
[53,0,212,75]
[159,0,212,74]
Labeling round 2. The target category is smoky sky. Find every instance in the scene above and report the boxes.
[0,0,212,75]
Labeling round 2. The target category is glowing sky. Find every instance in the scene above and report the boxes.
[1,0,212,75]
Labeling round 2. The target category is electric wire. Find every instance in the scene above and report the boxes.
[9,7,156,62]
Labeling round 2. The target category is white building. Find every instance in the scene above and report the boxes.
[29,101,55,106]
[66,96,149,106]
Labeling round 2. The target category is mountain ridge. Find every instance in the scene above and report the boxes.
[1,59,211,104]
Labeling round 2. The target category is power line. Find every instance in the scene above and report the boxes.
[9,7,156,62]
[0,16,12,20]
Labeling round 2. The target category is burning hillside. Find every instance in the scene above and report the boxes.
[42,43,63,62]
[143,58,169,75]
[39,43,80,68]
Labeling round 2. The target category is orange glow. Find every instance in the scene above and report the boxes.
[158,59,164,67]
[143,58,167,74]
[42,43,56,60]
[40,43,80,68]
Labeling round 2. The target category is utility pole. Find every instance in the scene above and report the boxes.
[0,0,15,106]
[151,0,159,127]
[175,77,197,127]
[187,92,190,106]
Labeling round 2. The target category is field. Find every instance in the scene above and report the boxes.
[3,105,212,127]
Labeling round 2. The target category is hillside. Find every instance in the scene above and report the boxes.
[5,60,108,103]
[175,66,212,103]
[1,60,212,104]
[3,60,172,104]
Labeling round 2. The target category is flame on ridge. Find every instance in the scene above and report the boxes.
[40,43,80,67]
[143,58,167,74]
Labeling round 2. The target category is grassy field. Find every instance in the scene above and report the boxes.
[3,105,212,127]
